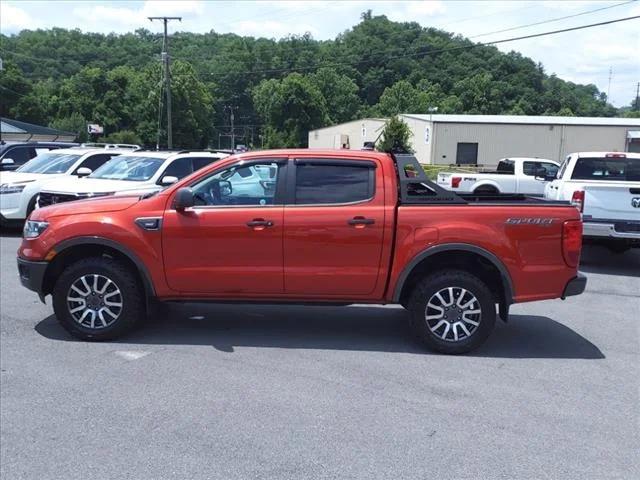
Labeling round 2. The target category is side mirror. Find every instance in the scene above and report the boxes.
[1,158,15,165]
[161,175,178,186]
[534,168,548,181]
[76,167,92,177]
[218,180,232,196]
[173,187,194,211]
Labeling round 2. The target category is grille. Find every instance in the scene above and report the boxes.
[38,192,79,207]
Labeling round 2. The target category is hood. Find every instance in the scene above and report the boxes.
[39,176,155,195]
[32,194,141,220]
[0,171,57,185]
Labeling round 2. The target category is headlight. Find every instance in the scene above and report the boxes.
[0,183,26,194]
[23,220,49,239]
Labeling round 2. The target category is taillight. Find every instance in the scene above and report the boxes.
[451,176,462,188]
[562,220,582,267]
[571,190,585,212]
[605,153,626,158]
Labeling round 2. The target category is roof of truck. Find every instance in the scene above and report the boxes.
[231,148,392,161]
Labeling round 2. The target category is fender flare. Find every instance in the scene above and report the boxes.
[392,243,514,304]
[51,236,156,297]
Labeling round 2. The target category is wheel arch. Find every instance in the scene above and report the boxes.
[42,236,156,300]
[472,181,501,193]
[393,243,514,315]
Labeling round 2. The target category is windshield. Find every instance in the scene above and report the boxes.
[571,157,640,181]
[17,152,81,174]
[89,156,164,181]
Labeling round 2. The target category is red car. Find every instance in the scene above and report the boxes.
[17,150,586,354]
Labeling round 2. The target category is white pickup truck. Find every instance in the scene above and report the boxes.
[544,151,640,252]
[436,157,560,196]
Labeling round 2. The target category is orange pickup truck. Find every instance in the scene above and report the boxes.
[17,150,586,354]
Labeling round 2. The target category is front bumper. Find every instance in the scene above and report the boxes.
[562,273,587,299]
[583,221,640,240]
[17,257,48,297]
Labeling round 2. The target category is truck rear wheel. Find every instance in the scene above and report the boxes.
[407,270,496,354]
[52,257,144,341]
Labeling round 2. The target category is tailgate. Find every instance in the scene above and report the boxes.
[436,172,454,187]
[583,185,640,222]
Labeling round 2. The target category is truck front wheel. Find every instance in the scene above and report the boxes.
[52,257,144,341]
[407,270,496,354]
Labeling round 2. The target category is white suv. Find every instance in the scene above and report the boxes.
[0,147,130,226]
[36,150,228,209]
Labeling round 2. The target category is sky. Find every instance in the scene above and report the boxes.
[1,0,639,107]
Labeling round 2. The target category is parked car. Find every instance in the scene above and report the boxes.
[36,150,229,208]
[17,149,586,354]
[544,151,640,252]
[0,141,79,171]
[0,147,130,226]
[436,157,560,196]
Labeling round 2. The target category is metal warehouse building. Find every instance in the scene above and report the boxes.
[308,114,640,166]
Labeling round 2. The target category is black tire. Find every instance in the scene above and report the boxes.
[407,270,496,354]
[473,186,499,196]
[53,257,144,341]
[26,195,39,219]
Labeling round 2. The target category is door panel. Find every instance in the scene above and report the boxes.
[283,160,385,296]
[162,159,286,295]
[162,207,284,294]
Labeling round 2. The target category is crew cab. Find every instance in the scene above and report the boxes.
[437,157,560,196]
[17,150,586,354]
[545,152,640,252]
[35,150,228,209]
[0,147,130,226]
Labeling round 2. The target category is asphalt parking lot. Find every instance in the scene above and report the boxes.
[1,230,638,480]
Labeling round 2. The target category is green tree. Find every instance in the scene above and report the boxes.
[253,73,329,147]
[50,112,86,142]
[376,116,413,153]
[309,68,361,124]
[97,130,141,145]
[0,61,31,117]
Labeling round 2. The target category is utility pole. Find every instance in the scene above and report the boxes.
[636,82,639,111]
[149,16,181,149]
[224,105,237,150]
[607,67,612,101]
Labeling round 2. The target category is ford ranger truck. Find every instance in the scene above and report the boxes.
[17,150,586,354]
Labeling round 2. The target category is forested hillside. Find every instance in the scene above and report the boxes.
[1,12,635,148]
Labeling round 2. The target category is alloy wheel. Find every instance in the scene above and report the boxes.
[425,286,482,342]
[66,274,123,329]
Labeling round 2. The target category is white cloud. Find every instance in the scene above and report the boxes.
[234,19,319,39]
[388,0,446,22]
[71,0,205,33]
[0,2,42,32]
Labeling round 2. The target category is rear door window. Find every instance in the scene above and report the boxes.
[571,157,638,181]
[294,161,375,205]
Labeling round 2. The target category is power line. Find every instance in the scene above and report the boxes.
[470,0,636,39]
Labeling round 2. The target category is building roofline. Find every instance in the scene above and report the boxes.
[400,113,640,127]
